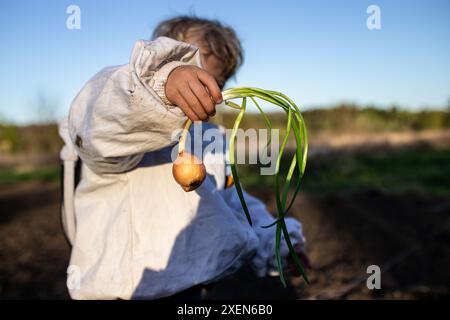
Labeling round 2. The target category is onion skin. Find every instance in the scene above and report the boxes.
[172,152,206,192]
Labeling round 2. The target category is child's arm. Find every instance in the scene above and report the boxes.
[223,186,308,277]
[68,37,220,174]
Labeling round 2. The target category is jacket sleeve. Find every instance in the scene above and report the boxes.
[68,37,201,174]
[223,186,306,277]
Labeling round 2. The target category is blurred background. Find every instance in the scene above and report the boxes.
[0,0,449,299]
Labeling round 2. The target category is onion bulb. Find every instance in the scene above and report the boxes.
[172,119,206,192]
[172,151,206,192]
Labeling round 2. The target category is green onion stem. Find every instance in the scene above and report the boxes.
[176,87,309,285]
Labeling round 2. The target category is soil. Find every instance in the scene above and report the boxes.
[1,182,449,299]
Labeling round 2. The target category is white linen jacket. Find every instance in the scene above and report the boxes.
[64,36,305,299]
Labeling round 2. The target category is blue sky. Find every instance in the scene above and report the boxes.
[0,0,449,124]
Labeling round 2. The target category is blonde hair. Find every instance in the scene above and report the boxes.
[152,16,244,84]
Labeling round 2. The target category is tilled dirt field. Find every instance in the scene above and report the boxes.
[0,182,449,299]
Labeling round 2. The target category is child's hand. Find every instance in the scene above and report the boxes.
[165,65,223,121]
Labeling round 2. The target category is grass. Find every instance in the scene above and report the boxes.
[1,148,449,197]
[239,148,450,196]
[0,166,59,185]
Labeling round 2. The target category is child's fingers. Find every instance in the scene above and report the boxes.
[174,90,200,122]
[178,85,209,121]
[188,80,216,116]
[196,69,223,104]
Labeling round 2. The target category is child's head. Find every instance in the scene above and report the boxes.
[153,16,243,88]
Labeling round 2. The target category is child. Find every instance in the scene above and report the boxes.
[61,16,309,299]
